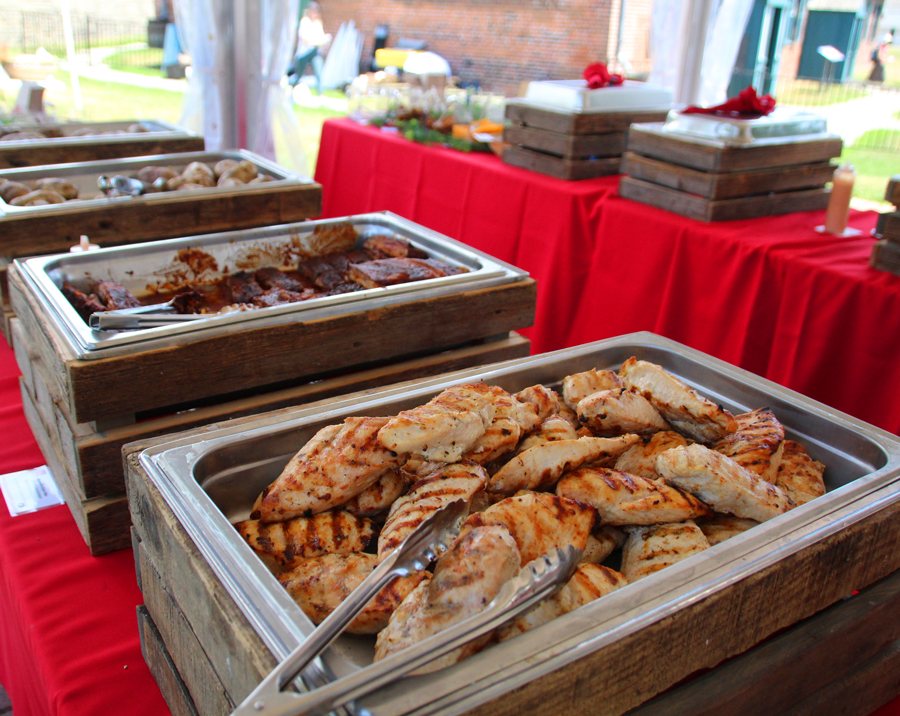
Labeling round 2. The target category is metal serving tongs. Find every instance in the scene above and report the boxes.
[233,518,582,716]
[89,300,209,331]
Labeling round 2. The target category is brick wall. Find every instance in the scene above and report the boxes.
[323,0,651,95]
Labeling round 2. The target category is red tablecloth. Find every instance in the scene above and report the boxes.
[316,118,900,436]
[0,342,168,716]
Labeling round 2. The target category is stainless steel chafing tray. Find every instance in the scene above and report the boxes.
[0,119,196,144]
[0,149,307,217]
[15,212,528,360]
[136,332,900,716]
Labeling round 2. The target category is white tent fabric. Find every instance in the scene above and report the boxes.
[320,21,363,90]
[649,0,755,105]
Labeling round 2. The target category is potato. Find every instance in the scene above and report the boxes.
[217,159,257,186]
[0,132,45,141]
[70,128,97,137]
[137,166,180,184]
[10,190,67,206]
[180,162,216,187]
[175,182,211,191]
[35,178,78,200]
[127,123,149,133]
[213,159,238,179]
[218,177,246,188]
[167,175,188,191]
[0,181,32,203]
[249,174,277,183]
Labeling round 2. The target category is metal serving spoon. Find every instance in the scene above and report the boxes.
[233,539,582,716]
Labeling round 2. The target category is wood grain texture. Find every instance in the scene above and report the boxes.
[503,146,622,180]
[0,136,206,169]
[625,567,900,716]
[618,176,830,222]
[870,240,900,275]
[19,378,131,554]
[875,211,900,242]
[126,451,277,703]
[626,124,843,173]
[137,605,201,716]
[0,183,322,258]
[505,104,669,135]
[620,152,836,200]
[504,125,626,159]
[885,175,900,206]
[140,544,234,716]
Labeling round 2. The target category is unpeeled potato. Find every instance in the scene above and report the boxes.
[137,166,180,184]
[180,161,216,187]
[217,159,257,186]
[35,178,78,200]
[0,181,31,203]
[10,190,67,206]
[213,159,238,178]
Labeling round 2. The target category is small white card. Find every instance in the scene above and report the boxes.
[0,466,65,517]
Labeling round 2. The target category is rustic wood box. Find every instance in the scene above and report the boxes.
[502,102,669,181]
[123,334,900,716]
[618,123,842,221]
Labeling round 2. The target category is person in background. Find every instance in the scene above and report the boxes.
[287,2,332,94]
[868,32,892,82]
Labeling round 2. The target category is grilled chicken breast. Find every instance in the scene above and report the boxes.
[279,553,427,634]
[656,444,794,522]
[515,384,564,422]
[513,414,582,455]
[580,526,625,565]
[696,514,760,546]
[576,388,670,436]
[712,408,785,477]
[619,358,737,443]
[377,461,487,561]
[557,467,711,526]
[338,468,411,518]
[497,563,627,642]
[255,416,403,522]
[563,369,624,410]
[377,383,497,462]
[234,511,376,573]
[621,521,710,582]
[488,435,640,496]
[461,491,595,566]
[770,440,826,505]
[615,431,691,480]
[374,525,521,671]
[463,386,541,465]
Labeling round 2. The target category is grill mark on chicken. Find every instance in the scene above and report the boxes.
[621,521,710,582]
[712,408,785,478]
[696,513,760,546]
[615,431,691,480]
[771,440,826,505]
[563,369,625,410]
[339,468,411,518]
[577,388,670,436]
[462,385,541,465]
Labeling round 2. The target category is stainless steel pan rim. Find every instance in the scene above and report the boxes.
[137,332,900,716]
[0,119,198,148]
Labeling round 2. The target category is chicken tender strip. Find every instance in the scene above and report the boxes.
[577,388,670,436]
[339,468,411,518]
[579,526,624,565]
[712,408,785,477]
[515,414,582,454]
[461,491,595,566]
[489,434,640,496]
[621,521,710,582]
[279,553,427,634]
[377,461,487,562]
[374,525,521,672]
[378,382,497,462]
[463,386,541,465]
[656,444,794,522]
[256,416,403,522]
[515,384,564,421]
[497,563,627,642]
[619,357,737,443]
[771,440,826,506]
[234,510,375,573]
[696,514,760,546]
[563,369,624,410]
[557,467,711,526]
[615,431,691,480]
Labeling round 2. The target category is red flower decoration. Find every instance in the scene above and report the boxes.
[583,62,624,89]
[682,86,776,118]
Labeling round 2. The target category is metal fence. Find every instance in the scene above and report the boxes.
[17,11,165,75]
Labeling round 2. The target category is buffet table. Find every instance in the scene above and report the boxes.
[316,117,900,436]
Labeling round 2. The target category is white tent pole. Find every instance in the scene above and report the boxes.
[60,0,83,112]
[679,0,717,105]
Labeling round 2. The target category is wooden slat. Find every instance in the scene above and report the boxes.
[503,145,622,180]
[0,136,206,169]
[870,240,900,276]
[505,103,669,135]
[618,175,831,222]
[137,605,201,716]
[626,124,843,173]
[875,211,900,242]
[625,568,900,716]
[0,183,322,259]
[620,152,836,200]
[885,174,900,206]
[140,544,235,715]
[503,125,626,159]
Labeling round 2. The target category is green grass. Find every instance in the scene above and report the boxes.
[775,78,868,106]
[105,47,166,77]
[841,133,900,203]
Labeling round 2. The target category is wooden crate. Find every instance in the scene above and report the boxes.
[885,175,900,206]
[503,126,626,160]
[505,103,669,135]
[503,145,622,181]
[870,239,900,276]
[124,397,900,716]
[0,259,12,345]
[875,211,900,243]
[0,135,205,170]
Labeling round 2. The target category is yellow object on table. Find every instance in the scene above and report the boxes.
[374,48,418,69]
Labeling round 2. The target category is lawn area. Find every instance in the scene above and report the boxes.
[843,131,900,204]
[775,77,868,106]
[104,47,166,78]
[853,45,900,86]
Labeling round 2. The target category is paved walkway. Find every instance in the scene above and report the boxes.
[782,85,900,147]
[60,61,188,92]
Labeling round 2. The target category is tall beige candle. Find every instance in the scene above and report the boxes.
[823,164,856,235]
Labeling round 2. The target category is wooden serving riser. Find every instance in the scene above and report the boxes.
[8,263,536,425]
[875,211,900,243]
[125,401,900,716]
[0,135,206,169]
[504,125,626,160]
[871,240,900,276]
[0,182,323,259]
[503,146,621,181]
[505,103,669,135]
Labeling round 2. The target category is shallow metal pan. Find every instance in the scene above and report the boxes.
[0,118,196,145]
[16,212,528,360]
[137,332,900,716]
[0,149,307,218]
